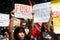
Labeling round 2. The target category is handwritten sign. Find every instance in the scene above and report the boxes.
[15,4,32,19]
[33,2,51,22]
[0,13,9,26]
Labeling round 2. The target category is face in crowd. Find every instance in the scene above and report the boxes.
[18,32,25,40]
[21,21,27,28]
[14,27,25,40]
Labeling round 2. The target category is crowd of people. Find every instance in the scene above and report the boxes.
[0,11,59,40]
[0,12,58,40]
[0,20,58,40]
[13,21,58,40]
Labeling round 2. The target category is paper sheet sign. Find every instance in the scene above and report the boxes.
[33,2,51,22]
[15,4,32,19]
[0,13,9,26]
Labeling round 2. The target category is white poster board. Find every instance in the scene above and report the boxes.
[0,13,9,26]
[33,2,51,22]
[15,4,32,19]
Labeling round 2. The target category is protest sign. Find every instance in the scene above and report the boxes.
[53,17,60,34]
[0,13,9,26]
[33,2,51,22]
[51,3,60,34]
[15,4,32,19]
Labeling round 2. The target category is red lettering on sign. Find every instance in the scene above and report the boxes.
[23,6,27,13]
[15,4,20,12]
[20,5,23,12]
[52,11,60,18]
[15,4,32,13]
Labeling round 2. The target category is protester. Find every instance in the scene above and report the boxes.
[47,13,58,40]
[20,20,30,40]
[2,27,9,37]
[35,23,42,40]
[31,23,42,40]
[14,20,30,40]
[4,32,9,38]
[1,27,9,40]
[41,23,52,40]
[47,21,58,40]
[14,27,26,40]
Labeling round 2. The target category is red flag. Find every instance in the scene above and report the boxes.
[29,0,33,6]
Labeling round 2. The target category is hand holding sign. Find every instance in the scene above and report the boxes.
[11,9,15,17]
[32,12,34,15]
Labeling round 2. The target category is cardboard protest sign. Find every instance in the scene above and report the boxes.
[15,4,32,19]
[0,13,9,26]
[33,2,51,22]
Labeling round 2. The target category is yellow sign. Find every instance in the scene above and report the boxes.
[51,1,60,34]
[53,17,60,34]
[51,0,60,4]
